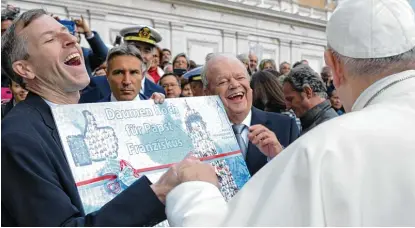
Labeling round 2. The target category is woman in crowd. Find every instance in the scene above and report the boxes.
[147,46,164,84]
[250,71,302,131]
[180,78,193,97]
[328,89,346,115]
[172,53,189,78]
[259,59,276,71]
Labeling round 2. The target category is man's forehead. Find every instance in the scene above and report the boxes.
[18,14,60,36]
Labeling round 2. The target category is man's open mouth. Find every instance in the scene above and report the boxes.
[64,53,81,66]
[227,92,244,101]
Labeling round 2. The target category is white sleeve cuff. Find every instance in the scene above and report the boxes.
[85,32,94,39]
[166,181,227,226]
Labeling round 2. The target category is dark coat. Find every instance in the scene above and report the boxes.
[1,93,166,226]
[1,99,13,119]
[79,76,111,103]
[82,31,109,77]
[300,100,338,135]
[143,77,165,98]
[246,107,300,176]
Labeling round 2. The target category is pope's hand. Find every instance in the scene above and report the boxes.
[176,156,219,187]
[150,92,165,104]
[248,124,283,159]
[151,164,180,204]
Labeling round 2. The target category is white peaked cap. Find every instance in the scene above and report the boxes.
[326,0,415,59]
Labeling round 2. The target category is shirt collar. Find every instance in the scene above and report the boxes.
[232,110,252,127]
[140,74,146,94]
[42,98,59,108]
[110,93,141,102]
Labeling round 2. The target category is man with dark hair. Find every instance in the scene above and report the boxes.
[1,10,174,226]
[282,64,338,134]
[160,73,182,98]
[321,66,335,94]
[161,48,171,68]
[100,44,164,102]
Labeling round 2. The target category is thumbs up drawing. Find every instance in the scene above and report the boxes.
[82,110,119,161]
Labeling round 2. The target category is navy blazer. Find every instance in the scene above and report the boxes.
[246,107,300,176]
[79,76,111,103]
[143,78,165,98]
[98,93,147,102]
[1,99,13,119]
[1,93,166,226]
[82,32,109,77]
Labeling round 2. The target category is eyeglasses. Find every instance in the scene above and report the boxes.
[161,84,179,89]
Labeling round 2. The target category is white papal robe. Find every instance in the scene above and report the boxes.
[165,70,415,226]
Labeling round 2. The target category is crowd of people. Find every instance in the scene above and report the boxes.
[1,0,415,226]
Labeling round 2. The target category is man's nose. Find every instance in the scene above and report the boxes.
[122,74,132,85]
[62,33,77,48]
[228,78,241,89]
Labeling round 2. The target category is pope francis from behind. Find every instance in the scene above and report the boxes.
[161,0,415,226]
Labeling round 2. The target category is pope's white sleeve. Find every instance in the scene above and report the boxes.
[166,181,227,226]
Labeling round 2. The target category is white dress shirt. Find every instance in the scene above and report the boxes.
[42,98,59,108]
[110,93,141,102]
[140,75,147,95]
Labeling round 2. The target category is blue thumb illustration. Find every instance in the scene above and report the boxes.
[81,110,119,162]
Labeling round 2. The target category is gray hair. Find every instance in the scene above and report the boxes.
[283,64,327,99]
[279,61,290,69]
[236,53,249,65]
[106,44,146,73]
[259,59,276,71]
[201,53,249,88]
[327,44,415,77]
[1,9,48,87]
[172,53,189,69]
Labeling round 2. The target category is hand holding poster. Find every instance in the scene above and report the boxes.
[51,96,250,215]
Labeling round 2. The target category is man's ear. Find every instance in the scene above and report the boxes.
[324,50,344,88]
[12,60,35,80]
[303,85,313,99]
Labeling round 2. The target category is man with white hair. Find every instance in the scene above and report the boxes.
[163,0,415,226]
[198,53,299,176]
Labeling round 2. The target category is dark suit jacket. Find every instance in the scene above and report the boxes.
[1,99,13,119]
[82,31,108,77]
[246,107,300,176]
[98,93,147,102]
[143,78,165,98]
[1,93,166,226]
[79,76,111,103]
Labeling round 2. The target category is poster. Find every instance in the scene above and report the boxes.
[51,96,251,216]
